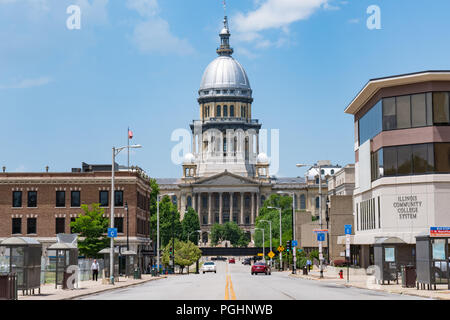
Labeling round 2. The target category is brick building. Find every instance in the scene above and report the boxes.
[0,164,152,269]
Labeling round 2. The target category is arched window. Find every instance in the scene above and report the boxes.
[315,197,320,209]
[223,105,228,117]
[300,194,306,209]
[241,105,246,118]
[315,177,320,184]
[187,196,192,208]
[230,105,235,117]
[321,169,325,175]
[216,105,221,117]
[294,194,298,210]
[331,169,335,175]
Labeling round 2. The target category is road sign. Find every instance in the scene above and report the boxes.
[345,224,352,235]
[268,251,275,259]
[291,240,298,247]
[277,246,285,252]
[430,227,450,237]
[257,253,264,257]
[313,229,329,234]
[298,248,303,253]
[317,232,325,242]
[107,228,118,238]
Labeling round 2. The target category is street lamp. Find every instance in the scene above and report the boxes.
[255,228,265,263]
[125,202,129,251]
[110,144,142,285]
[326,197,330,264]
[268,206,282,270]
[276,191,296,274]
[156,193,175,275]
[296,162,325,278]
[260,220,272,267]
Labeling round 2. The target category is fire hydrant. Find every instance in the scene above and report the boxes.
[339,270,344,279]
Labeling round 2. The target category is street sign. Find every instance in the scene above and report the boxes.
[430,227,450,237]
[313,229,329,234]
[345,224,352,235]
[291,240,298,247]
[297,248,303,252]
[257,253,264,257]
[345,233,351,258]
[317,232,325,242]
[277,246,285,252]
[268,251,275,259]
[107,228,118,238]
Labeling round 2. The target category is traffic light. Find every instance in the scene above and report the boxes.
[169,246,173,256]
[286,240,291,253]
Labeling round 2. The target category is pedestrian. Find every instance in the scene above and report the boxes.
[306,259,312,271]
[91,259,99,281]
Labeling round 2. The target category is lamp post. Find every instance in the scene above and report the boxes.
[156,193,174,276]
[125,202,129,251]
[255,228,265,263]
[297,162,325,279]
[268,206,282,270]
[276,191,296,274]
[260,220,272,267]
[110,144,142,285]
[326,197,330,264]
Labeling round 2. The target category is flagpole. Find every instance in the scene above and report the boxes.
[127,126,130,171]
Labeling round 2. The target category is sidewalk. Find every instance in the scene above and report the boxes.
[289,267,450,300]
[18,275,166,300]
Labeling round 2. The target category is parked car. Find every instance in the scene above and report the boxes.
[201,262,217,274]
[242,258,251,265]
[251,262,271,275]
[228,258,235,264]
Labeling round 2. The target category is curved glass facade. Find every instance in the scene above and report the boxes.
[359,92,450,145]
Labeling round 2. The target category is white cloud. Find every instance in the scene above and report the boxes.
[126,0,194,55]
[0,76,52,89]
[74,0,109,26]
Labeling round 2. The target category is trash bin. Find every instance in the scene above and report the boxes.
[133,268,141,280]
[401,265,416,288]
[0,274,17,300]
[302,267,308,275]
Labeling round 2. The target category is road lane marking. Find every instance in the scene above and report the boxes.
[229,275,236,300]
[225,274,229,300]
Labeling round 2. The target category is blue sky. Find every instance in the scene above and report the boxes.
[1,0,450,178]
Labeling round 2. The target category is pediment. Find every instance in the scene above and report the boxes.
[194,171,258,186]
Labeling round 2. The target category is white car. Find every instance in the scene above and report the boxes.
[202,262,217,274]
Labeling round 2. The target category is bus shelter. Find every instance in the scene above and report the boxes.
[416,235,449,290]
[0,237,42,295]
[47,243,78,289]
[98,247,119,281]
[120,250,137,277]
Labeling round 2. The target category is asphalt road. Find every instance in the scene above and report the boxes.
[80,261,426,300]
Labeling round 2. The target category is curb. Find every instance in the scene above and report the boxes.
[63,276,167,300]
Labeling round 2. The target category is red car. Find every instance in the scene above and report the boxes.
[251,262,271,275]
[228,258,235,264]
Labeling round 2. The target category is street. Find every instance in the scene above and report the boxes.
[80,261,427,300]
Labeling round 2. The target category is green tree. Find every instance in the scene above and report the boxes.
[254,194,293,248]
[181,207,201,244]
[70,204,109,258]
[162,240,202,274]
[210,222,250,247]
[157,196,182,247]
[149,178,160,246]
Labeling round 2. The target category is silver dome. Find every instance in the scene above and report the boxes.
[199,56,252,98]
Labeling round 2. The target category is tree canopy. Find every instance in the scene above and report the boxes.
[162,240,202,273]
[70,203,109,258]
[210,222,250,247]
[181,207,201,244]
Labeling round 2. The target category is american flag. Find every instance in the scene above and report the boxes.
[128,129,133,140]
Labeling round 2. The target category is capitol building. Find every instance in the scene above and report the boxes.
[157,15,339,244]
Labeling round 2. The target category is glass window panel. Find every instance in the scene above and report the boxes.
[433,92,449,124]
[383,147,397,176]
[71,191,81,207]
[378,148,384,178]
[359,101,382,145]
[383,97,397,130]
[12,191,22,208]
[216,105,221,117]
[426,92,433,126]
[434,143,450,173]
[55,218,65,234]
[223,105,228,117]
[427,144,435,172]
[56,191,65,207]
[412,144,428,174]
[230,105,234,117]
[27,218,37,234]
[397,145,412,175]
[396,95,411,129]
[28,191,37,207]
[411,94,427,127]
[114,191,123,207]
[100,191,109,207]
[12,218,22,234]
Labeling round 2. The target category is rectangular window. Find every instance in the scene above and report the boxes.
[411,93,427,128]
[55,218,65,234]
[384,147,397,176]
[56,191,65,207]
[115,217,124,233]
[427,143,435,172]
[433,92,449,125]
[71,191,81,207]
[70,218,76,234]
[99,191,109,207]
[426,93,433,126]
[356,203,359,231]
[12,191,22,208]
[434,143,450,173]
[12,218,22,234]
[28,191,37,208]
[27,218,37,234]
[359,101,382,145]
[397,145,412,175]
[383,97,397,131]
[412,144,429,174]
[114,190,123,207]
[396,95,411,129]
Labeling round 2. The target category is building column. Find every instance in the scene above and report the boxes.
[219,192,223,224]
[198,193,202,223]
[256,193,260,218]
[240,193,244,225]
[229,192,234,223]
[193,193,197,212]
[251,193,255,225]
[208,193,212,225]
